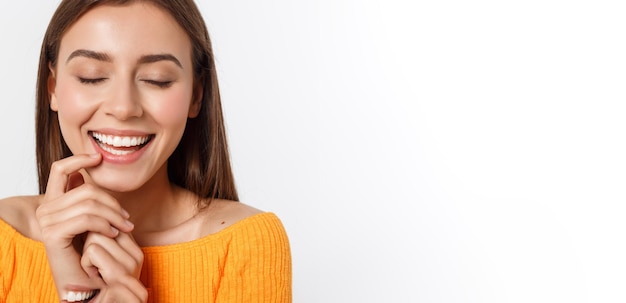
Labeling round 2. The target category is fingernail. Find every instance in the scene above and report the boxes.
[121,209,130,218]
[125,220,134,228]
[89,153,101,158]
[111,226,120,236]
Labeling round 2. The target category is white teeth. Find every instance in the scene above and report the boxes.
[92,132,151,147]
[63,290,96,302]
[98,143,135,156]
[113,136,122,146]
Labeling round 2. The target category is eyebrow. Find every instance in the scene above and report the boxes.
[66,49,111,63]
[138,54,183,68]
[66,49,183,68]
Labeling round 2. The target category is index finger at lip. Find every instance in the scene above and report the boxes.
[45,154,102,199]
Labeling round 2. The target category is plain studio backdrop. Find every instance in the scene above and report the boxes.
[1,1,626,302]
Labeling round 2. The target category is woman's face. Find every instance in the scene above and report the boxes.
[49,2,200,192]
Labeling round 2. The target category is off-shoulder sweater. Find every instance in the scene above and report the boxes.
[0,212,291,302]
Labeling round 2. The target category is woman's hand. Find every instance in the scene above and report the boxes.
[92,278,148,303]
[83,231,147,302]
[35,154,135,300]
[82,231,144,280]
[82,231,147,302]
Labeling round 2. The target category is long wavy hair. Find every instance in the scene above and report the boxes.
[36,0,238,204]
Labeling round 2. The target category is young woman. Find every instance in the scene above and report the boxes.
[0,0,291,302]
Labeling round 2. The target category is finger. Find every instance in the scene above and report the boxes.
[82,232,143,277]
[81,242,124,280]
[43,215,122,248]
[38,198,133,235]
[45,153,102,199]
[80,244,126,298]
[37,184,132,233]
[81,242,146,296]
[44,182,129,218]
[114,232,144,268]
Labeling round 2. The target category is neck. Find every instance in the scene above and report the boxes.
[106,165,198,235]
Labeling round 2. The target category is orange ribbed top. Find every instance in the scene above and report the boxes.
[0,212,292,302]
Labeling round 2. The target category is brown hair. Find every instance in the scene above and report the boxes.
[36,0,239,204]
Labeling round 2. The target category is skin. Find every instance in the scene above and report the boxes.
[0,2,261,302]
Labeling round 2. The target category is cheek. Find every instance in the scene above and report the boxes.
[54,80,98,127]
[148,87,194,128]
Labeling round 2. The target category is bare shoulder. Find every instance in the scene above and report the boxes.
[0,195,42,240]
[201,199,265,234]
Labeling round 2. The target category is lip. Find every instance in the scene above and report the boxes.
[91,128,153,137]
[89,129,154,164]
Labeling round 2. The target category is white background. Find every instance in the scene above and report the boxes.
[1,1,626,302]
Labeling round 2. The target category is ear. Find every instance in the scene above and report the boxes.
[188,82,203,118]
[48,63,59,112]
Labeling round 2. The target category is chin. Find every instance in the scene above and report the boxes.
[85,168,147,193]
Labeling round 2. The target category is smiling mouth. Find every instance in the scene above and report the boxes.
[90,131,154,156]
[63,289,99,302]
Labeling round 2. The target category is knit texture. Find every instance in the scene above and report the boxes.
[0,212,291,302]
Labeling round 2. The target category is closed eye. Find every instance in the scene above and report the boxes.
[143,80,173,88]
[78,77,106,85]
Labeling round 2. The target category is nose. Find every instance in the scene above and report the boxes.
[102,79,143,120]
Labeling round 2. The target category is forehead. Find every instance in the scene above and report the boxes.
[58,2,192,64]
